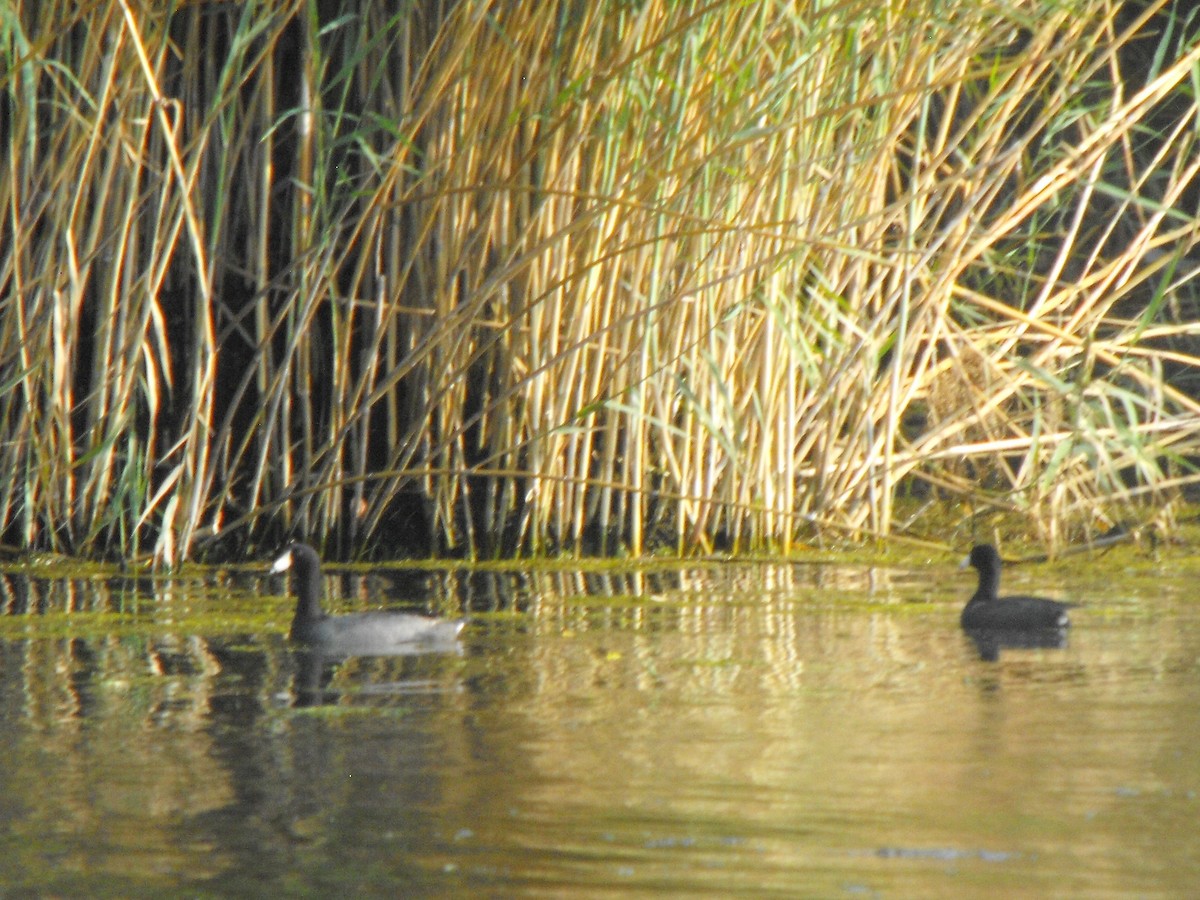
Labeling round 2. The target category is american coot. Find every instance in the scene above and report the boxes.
[960,544,1074,630]
[271,543,466,654]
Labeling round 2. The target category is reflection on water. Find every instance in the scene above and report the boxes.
[0,559,1197,896]
[964,627,1071,661]
[291,645,464,707]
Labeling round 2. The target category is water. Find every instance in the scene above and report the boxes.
[0,555,1197,897]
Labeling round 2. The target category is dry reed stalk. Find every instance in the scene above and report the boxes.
[3,0,1200,561]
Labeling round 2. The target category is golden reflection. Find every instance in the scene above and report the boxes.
[0,561,1196,895]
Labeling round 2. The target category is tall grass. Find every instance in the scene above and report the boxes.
[2,0,1199,562]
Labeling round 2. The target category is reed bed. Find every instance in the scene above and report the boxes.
[2,0,1200,562]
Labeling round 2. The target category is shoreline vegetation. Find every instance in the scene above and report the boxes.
[3,1,1200,564]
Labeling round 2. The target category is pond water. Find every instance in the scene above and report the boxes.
[0,550,1197,897]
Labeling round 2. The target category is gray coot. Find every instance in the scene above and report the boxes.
[271,543,466,653]
[960,543,1074,630]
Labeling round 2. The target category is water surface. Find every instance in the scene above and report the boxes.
[0,553,1196,897]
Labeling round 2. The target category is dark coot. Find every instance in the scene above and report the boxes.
[271,543,466,653]
[960,543,1074,631]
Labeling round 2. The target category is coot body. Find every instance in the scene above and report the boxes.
[960,544,1073,631]
[271,543,465,653]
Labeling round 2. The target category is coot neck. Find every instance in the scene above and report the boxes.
[972,562,1001,604]
[289,548,328,635]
